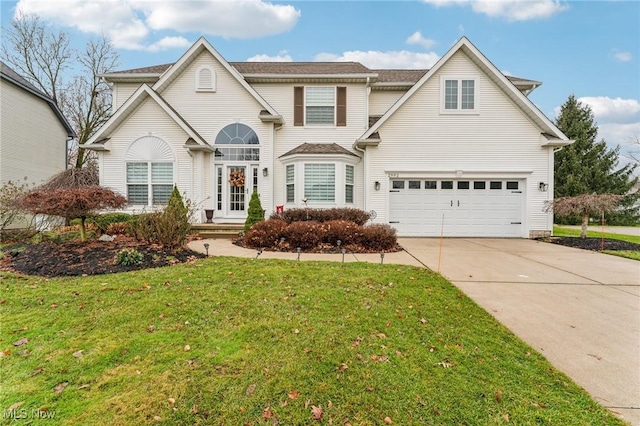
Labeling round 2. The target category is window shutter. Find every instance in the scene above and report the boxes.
[294,86,304,126]
[336,86,347,126]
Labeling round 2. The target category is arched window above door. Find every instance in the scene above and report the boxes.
[215,123,260,161]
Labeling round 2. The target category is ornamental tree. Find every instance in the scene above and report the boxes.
[244,190,265,232]
[545,193,624,238]
[19,186,126,241]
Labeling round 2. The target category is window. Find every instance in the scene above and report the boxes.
[126,162,173,205]
[474,181,486,190]
[441,181,454,189]
[506,181,519,190]
[215,123,260,161]
[442,77,477,112]
[490,181,502,190]
[392,181,405,189]
[409,180,421,189]
[294,86,346,126]
[424,180,437,189]
[125,136,174,206]
[457,181,470,190]
[196,66,216,91]
[345,165,354,203]
[286,165,295,203]
[304,164,335,202]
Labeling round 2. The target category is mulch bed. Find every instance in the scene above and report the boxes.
[544,237,640,252]
[0,236,205,278]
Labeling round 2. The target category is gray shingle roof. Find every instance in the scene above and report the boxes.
[280,143,358,158]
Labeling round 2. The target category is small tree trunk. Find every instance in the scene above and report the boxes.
[79,216,87,241]
[580,212,589,239]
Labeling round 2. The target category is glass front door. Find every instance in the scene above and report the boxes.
[215,164,259,219]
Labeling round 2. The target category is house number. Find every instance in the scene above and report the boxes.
[388,173,399,178]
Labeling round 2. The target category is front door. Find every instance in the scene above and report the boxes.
[216,164,259,219]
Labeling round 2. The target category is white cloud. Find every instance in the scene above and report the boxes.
[406,31,437,49]
[613,51,632,62]
[579,97,640,124]
[247,51,293,62]
[423,0,568,21]
[15,0,300,50]
[314,50,440,69]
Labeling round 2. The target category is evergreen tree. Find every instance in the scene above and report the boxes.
[244,190,265,232]
[554,95,638,224]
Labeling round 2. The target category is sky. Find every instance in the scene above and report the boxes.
[1,0,639,164]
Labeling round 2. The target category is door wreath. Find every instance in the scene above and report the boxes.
[228,170,245,188]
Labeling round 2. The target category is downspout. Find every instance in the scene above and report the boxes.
[353,77,371,211]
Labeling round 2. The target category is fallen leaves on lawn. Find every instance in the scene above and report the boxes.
[262,406,274,419]
[13,337,28,346]
[246,384,256,395]
[8,402,24,411]
[184,345,191,351]
[54,382,68,394]
[311,405,323,420]
[495,389,503,403]
[72,350,84,358]
[287,390,299,400]
[384,416,393,424]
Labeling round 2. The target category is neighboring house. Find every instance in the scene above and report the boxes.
[0,61,75,187]
[85,37,571,238]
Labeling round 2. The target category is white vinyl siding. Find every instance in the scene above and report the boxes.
[304,163,335,202]
[306,87,335,125]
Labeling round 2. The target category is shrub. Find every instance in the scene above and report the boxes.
[244,190,265,232]
[359,224,397,251]
[106,222,129,235]
[243,219,288,248]
[283,221,323,250]
[321,220,363,245]
[115,248,144,266]
[271,207,370,225]
[128,212,162,243]
[87,212,132,234]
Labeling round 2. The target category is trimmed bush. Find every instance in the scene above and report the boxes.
[244,190,265,232]
[321,220,363,245]
[243,219,288,248]
[271,207,370,226]
[359,224,397,251]
[282,221,323,250]
[106,222,129,235]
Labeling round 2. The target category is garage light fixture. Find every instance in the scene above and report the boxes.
[262,167,268,177]
[539,182,549,192]
[374,181,381,191]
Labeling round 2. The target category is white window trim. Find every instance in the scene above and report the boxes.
[124,135,176,207]
[440,76,479,114]
[305,86,336,126]
[126,161,176,206]
[195,65,216,92]
[282,154,358,208]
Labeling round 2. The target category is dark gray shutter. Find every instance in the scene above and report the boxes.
[294,86,304,126]
[336,86,346,127]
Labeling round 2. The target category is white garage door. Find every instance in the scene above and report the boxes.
[389,179,524,237]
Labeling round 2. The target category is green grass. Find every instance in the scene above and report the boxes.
[0,258,624,425]
[553,225,640,245]
[602,250,640,261]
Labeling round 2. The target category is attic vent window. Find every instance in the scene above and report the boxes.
[196,66,216,92]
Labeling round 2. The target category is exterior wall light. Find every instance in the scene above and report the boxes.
[374,181,381,191]
[539,182,549,192]
[262,167,268,177]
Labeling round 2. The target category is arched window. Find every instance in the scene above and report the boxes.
[214,123,260,161]
[125,136,175,205]
[196,66,216,91]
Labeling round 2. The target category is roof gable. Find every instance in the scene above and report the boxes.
[150,37,279,117]
[85,84,210,150]
[358,37,568,143]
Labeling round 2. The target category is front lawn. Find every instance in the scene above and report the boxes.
[0,258,623,425]
[553,226,640,261]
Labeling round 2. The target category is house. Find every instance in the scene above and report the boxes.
[0,61,75,187]
[85,37,571,238]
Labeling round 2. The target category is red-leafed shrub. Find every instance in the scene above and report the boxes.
[244,219,288,248]
[321,220,363,245]
[359,224,398,251]
[106,222,129,235]
[282,221,323,250]
[271,207,370,226]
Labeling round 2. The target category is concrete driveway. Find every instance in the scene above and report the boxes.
[398,238,640,425]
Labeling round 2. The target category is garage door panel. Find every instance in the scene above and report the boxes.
[389,178,524,237]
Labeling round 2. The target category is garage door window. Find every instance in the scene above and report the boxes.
[474,181,486,189]
[506,181,519,190]
[409,180,421,189]
[457,181,470,190]
[442,181,453,189]
[392,181,405,189]
[490,181,502,190]
[425,180,437,189]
